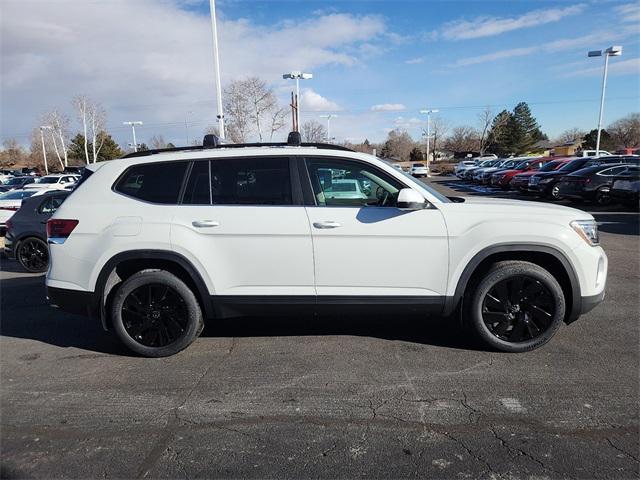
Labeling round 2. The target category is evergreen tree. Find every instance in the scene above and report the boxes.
[582,129,616,151]
[96,133,123,161]
[486,110,513,157]
[512,102,542,153]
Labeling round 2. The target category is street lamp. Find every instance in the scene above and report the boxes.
[209,0,225,140]
[319,114,337,142]
[123,121,143,152]
[419,109,439,177]
[283,71,313,127]
[588,45,622,156]
[39,126,52,174]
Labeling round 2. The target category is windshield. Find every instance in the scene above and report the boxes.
[382,159,450,203]
[559,159,588,171]
[36,177,59,184]
[0,190,36,200]
[538,161,561,172]
[5,177,28,185]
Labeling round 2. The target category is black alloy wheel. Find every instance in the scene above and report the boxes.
[595,186,611,206]
[481,275,555,342]
[17,237,49,273]
[549,183,561,200]
[121,283,189,348]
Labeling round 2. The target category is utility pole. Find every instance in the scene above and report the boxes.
[283,71,312,130]
[209,0,225,139]
[419,109,439,177]
[588,46,622,156]
[320,114,337,141]
[39,126,49,174]
[123,121,143,152]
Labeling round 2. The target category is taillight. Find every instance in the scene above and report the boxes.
[46,219,78,244]
[5,219,12,232]
[0,206,19,211]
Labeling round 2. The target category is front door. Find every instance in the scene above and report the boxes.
[303,158,449,300]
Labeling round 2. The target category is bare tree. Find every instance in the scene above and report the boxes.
[223,81,251,143]
[269,107,289,141]
[301,120,327,143]
[477,106,494,155]
[149,135,168,150]
[423,117,449,161]
[72,95,106,164]
[608,113,640,148]
[43,109,70,168]
[444,126,480,153]
[556,128,586,144]
[380,129,415,161]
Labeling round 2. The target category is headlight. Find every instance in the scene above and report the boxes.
[571,220,599,246]
[539,177,554,183]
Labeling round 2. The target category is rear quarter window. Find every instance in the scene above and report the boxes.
[114,161,188,204]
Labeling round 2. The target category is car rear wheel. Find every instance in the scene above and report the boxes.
[16,237,49,273]
[548,183,561,200]
[466,261,565,353]
[111,270,204,357]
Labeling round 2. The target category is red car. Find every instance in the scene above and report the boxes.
[510,158,573,192]
[490,158,547,190]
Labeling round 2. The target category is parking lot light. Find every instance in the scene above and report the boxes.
[123,121,143,152]
[419,109,439,178]
[588,45,623,157]
[283,71,313,128]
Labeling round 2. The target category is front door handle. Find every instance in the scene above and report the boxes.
[313,221,342,229]
[192,220,220,228]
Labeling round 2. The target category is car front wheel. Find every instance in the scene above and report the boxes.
[467,261,565,352]
[111,270,204,357]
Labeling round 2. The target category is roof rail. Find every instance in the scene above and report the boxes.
[121,133,354,159]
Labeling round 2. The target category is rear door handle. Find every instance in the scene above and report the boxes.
[313,221,342,229]
[192,220,220,228]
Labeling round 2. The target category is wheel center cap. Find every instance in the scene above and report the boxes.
[151,311,161,319]
[511,304,521,313]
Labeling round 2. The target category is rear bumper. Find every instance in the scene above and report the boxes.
[47,286,99,318]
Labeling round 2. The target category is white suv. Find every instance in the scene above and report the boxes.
[24,174,79,191]
[46,135,607,357]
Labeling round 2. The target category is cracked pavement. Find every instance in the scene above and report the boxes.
[1,185,638,478]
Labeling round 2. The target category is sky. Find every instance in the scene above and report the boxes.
[1,0,639,148]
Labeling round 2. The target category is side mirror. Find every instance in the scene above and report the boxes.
[397,188,426,209]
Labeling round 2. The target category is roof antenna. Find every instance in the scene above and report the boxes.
[287,131,301,146]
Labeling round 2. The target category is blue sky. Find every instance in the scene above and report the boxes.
[2,0,639,147]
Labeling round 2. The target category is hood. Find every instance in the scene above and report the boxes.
[514,170,539,178]
[494,169,522,176]
[443,196,591,220]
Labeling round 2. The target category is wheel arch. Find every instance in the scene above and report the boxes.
[444,243,581,324]
[95,250,213,330]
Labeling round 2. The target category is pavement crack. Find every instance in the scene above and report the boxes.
[438,430,502,479]
[606,437,640,463]
[460,391,482,424]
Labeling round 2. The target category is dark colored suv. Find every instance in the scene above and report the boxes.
[4,191,69,272]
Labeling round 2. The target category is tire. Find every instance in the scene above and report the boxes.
[548,183,561,200]
[595,186,611,206]
[466,261,565,353]
[16,237,49,273]
[111,270,204,357]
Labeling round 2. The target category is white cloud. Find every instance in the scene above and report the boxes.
[440,4,586,40]
[615,3,640,22]
[405,57,425,65]
[300,89,341,112]
[452,27,637,67]
[0,1,387,144]
[394,116,423,130]
[562,58,640,78]
[371,103,406,112]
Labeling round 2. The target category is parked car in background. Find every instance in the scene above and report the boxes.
[410,163,429,177]
[4,191,69,272]
[461,159,497,180]
[611,174,640,209]
[475,158,527,184]
[490,158,547,190]
[528,158,591,199]
[578,150,612,157]
[511,159,569,192]
[0,189,42,235]
[391,164,404,172]
[454,160,476,176]
[0,176,37,191]
[557,164,639,205]
[23,174,79,191]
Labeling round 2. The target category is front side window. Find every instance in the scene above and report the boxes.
[306,159,404,207]
[115,161,188,204]
[183,161,211,205]
[598,166,627,176]
[210,157,291,205]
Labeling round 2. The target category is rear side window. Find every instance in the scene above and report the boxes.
[115,161,188,204]
[210,157,291,205]
[38,195,68,214]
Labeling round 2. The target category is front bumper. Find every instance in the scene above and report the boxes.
[580,290,606,316]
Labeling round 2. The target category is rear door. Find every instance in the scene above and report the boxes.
[302,157,449,300]
[171,157,315,298]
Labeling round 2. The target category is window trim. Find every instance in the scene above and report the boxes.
[301,156,410,208]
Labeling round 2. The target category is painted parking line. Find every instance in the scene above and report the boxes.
[441,182,517,195]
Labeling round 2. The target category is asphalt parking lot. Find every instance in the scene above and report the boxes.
[1,176,638,479]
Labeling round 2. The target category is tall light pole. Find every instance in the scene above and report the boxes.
[185,110,193,146]
[283,71,312,128]
[419,109,439,177]
[320,114,337,141]
[209,0,225,139]
[39,126,51,174]
[588,45,622,156]
[123,121,143,152]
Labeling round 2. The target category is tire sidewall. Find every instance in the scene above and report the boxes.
[469,262,565,353]
[111,270,203,357]
[17,237,49,273]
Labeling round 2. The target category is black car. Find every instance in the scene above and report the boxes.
[611,172,640,208]
[557,164,639,205]
[1,176,36,191]
[4,191,69,272]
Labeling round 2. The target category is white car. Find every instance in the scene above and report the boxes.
[24,174,79,191]
[579,150,612,158]
[0,189,45,228]
[410,163,429,177]
[46,134,607,357]
[454,160,476,176]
